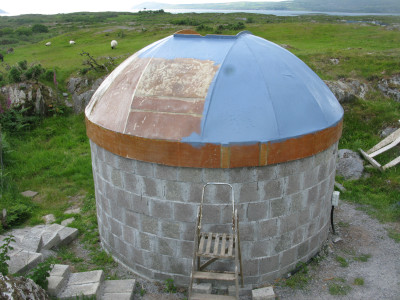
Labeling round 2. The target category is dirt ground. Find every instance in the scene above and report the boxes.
[274,201,400,300]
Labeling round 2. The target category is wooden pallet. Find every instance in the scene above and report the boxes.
[188,183,243,300]
[359,127,400,171]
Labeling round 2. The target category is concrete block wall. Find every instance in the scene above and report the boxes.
[89,140,338,287]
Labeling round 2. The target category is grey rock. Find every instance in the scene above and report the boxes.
[378,75,400,102]
[42,214,56,224]
[21,190,38,197]
[61,217,75,226]
[380,126,399,138]
[0,274,50,299]
[336,149,364,180]
[0,83,55,115]
[325,78,368,102]
[67,76,105,113]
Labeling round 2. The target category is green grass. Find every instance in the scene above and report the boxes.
[329,278,352,295]
[335,256,349,267]
[354,254,372,262]
[282,262,312,289]
[5,113,92,220]
[354,277,365,286]
[387,228,400,243]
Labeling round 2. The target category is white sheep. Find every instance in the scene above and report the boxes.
[111,40,118,49]
[45,42,51,46]
[69,40,76,45]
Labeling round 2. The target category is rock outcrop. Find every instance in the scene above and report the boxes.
[336,149,364,180]
[67,76,105,113]
[378,75,400,102]
[325,78,368,103]
[0,274,50,300]
[0,83,55,115]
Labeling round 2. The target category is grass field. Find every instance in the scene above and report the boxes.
[0,11,399,273]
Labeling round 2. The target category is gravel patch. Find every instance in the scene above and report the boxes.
[274,201,400,299]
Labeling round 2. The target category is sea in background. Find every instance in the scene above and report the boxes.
[132,8,400,17]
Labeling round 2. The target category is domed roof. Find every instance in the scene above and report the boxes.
[85,31,343,168]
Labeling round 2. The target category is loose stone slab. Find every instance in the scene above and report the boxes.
[50,264,71,277]
[21,190,38,197]
[252,286,275,300]
[192,283,212,294]
[58,270,104,299]
[64,207,81,215]
[8,249,43,274]
[61,217,75,226]
[58,282,101,299]
[67,270,104,285]
[57,226,79,246]
[47,264,71,297]
[102,279,136,293]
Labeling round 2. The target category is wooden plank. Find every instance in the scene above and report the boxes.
[200,257,218,270]
[359,148,382,171]
[198,234,205,254]
[220,233,227,256]
[228,236,234,257]
[213,234,220,255]
[383,155,400,170]
[205,232,213,254]
[191,293,236,300]
[367,128,400,154]
[192,271,235,281]
[369,136,400,158]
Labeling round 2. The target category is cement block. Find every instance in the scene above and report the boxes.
[17,234,43,252]
[240,182,260,203]
[102,294,132,300]
[135,160,154,177]
[47,274,68,297]
[50,264,71,277]
[102,279,136,293]
[58,282,101,299]
[262,179,284,200]
[258,218,278,240]
[161,221,180,239]
[252,286,275,300]
[150,199,173,219]
[228,284,253,297]
[154,164,177,180]
[247,201,268,221]
[270,198,287,218]
[173,202,195,222]
[178,167,203,183]
[8,249,43,274]
[57,227,79,246]
[192,283,212,294]
[285,173,303,196]
[259,255,279,274]
[67,270,104,285]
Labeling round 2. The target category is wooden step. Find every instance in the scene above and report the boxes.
[192,271,236,281]
[191,293,236,300]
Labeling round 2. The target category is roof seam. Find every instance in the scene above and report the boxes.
[199,34,242,141]
[241,35,282,140]
[123,37,171,134]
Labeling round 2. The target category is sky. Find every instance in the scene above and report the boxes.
[1,0,285,16]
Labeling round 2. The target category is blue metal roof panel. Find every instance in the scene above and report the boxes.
[136,31,343,145]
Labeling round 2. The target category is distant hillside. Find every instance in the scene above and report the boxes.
[133,0,400,13]
[0,9,7,14]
